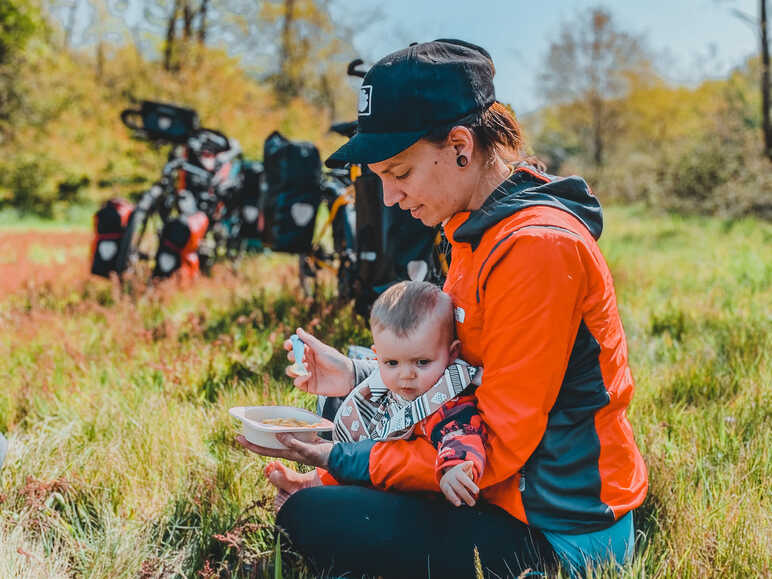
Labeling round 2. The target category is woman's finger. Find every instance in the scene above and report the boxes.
[235,435,298,460]
[275,433,332,467]
[296,328,323,349]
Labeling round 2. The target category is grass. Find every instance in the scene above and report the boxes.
[0,204,770,577]
[0,204,95,231]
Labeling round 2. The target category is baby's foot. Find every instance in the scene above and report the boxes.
[264,462,321,512]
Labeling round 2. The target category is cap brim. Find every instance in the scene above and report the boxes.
[325,129,428,168]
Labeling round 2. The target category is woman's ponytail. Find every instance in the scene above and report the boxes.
[425,101,524,162]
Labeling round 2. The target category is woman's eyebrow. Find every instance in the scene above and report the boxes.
[380,159,405,174]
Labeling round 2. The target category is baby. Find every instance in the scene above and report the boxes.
[266,281,485,508]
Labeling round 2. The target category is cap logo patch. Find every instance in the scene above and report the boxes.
[358,85,372,116]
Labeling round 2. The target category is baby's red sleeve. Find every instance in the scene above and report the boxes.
[424,395,487,484]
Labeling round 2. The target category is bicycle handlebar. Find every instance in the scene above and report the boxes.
[120,108,143,132]
[347,59,367,78]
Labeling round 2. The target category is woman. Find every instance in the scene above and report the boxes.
[238,39,648,578]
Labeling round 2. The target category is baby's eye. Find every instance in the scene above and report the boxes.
[395,169,411,180]
[416,359,431,367]
[384,360,398,367]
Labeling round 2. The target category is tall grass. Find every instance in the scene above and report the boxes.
[0,204,770,577]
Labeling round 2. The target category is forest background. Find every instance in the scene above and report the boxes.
[0,0,770,220]
[0,0,770,578]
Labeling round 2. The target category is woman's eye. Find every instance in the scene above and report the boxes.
[395,169,411,180]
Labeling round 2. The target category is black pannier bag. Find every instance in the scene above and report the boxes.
[120,101,199,143]
[91,198,135,277]
[262,131,322,253]
[353,170,436,315]
[236,161,264,241]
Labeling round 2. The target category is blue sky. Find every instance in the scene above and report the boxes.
[335,0,759,114]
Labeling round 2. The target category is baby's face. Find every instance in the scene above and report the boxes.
[372,317,458,401]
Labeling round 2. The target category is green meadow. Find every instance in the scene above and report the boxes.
[0,204,770,578]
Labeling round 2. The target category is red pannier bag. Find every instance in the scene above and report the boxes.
[153,212,209,279]
[91,198,134,277]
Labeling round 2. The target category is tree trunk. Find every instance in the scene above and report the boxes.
[198,0,209,44]
[163,0,181,71]
[590,11,605,167]
[591,94,604,166]
[277,0,296,98]
[762,0,771,160]
[183,0,193,39]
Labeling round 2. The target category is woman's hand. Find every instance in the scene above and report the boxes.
[284,328,355,397]
[236,434,333,468]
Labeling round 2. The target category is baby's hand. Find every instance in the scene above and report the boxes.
[439,461,478,507]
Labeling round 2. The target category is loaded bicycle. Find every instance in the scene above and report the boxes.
[91,100,260,279]
[91,62,449,315]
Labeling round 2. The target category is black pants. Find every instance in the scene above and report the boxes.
[276,485,557,578]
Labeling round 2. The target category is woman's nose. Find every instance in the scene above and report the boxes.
[381,181,405,207]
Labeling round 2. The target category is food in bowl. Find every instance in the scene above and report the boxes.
[259,417,324,428]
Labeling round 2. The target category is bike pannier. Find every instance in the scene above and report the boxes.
[353,171,436,315]
[153,212,209,278]
[262,131,322,253]
[91,198,134,277]
[236,161,265,242]
[121,101,199,143]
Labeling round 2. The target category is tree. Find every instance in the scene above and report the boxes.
[161,0,210,70]
[722,0,771,160]
[539,7,652,167]
[261,0,331,102]
[0,0,41,137]
[759,0,770,159]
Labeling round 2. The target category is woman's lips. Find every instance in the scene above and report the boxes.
[410,205,422,219]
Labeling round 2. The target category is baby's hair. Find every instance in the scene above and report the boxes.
[370,281,455,341]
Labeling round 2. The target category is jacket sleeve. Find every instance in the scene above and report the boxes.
[474,231,587,488]
[326,437,440,492]
[428,395,486,484]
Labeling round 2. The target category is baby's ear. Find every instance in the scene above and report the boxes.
[449,339,461,360]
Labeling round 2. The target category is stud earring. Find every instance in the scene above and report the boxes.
[456,155,468,167]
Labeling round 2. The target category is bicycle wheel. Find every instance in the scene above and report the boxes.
[298,253,317,297]
[116,188,165,278]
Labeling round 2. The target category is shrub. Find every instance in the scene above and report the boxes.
[0,154,90,217]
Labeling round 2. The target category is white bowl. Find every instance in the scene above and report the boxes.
[229,406,333,449]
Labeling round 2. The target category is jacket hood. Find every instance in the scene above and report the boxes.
[452,167,603,247]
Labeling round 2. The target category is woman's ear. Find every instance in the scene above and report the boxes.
[447,126,475,159]
[448,339,461,360]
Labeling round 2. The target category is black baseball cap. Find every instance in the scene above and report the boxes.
[325,39,496,168]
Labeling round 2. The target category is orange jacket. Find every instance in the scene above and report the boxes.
[327,167,648,533]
